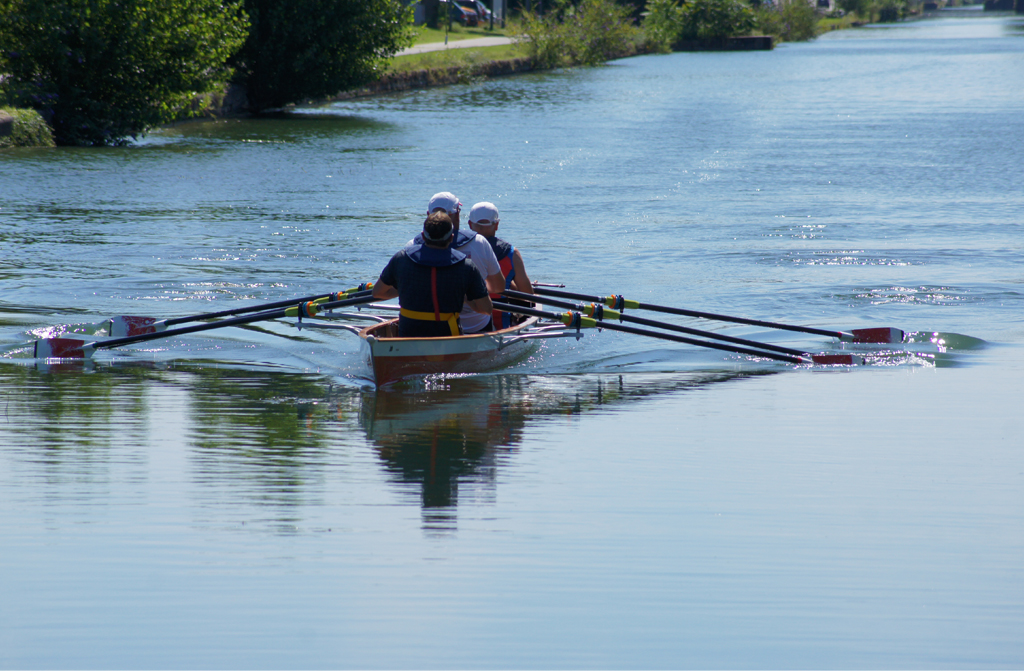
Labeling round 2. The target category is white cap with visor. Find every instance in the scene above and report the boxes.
[427,192,461,215]
[468,201,499,225]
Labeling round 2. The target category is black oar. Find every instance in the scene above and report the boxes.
[503,289,813,359]
[493,302,860,365]
[531,286,903,344]
[35,294,378,359]
[108,284,374,337]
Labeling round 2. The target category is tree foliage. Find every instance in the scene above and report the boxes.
[512,0,640,69]
[0,0,248,146]
[233,0,413,113]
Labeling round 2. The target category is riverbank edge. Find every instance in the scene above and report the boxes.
[191,34,787,119]
[189,55,541,119]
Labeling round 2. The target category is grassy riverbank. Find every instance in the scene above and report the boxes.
[390,43,523,74]
[409,25,512,45]
[0,107,55,148]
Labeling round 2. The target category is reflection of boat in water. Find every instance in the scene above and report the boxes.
[357,371,778,533]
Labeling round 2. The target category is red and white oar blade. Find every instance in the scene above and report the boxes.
[844,327,904,344]
[34,338,92,359]
[810,353,864,365]
[110,316,166,338]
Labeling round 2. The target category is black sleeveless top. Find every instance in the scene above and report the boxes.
[378,248,488,337]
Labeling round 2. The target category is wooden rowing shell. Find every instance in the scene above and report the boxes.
[358,317,540,386]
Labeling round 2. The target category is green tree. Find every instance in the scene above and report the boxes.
[233,0,413,113]
[0,0,248,146]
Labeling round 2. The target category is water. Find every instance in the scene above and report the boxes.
[2,13,1023,667]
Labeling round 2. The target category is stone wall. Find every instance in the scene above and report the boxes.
[673,36,774,51]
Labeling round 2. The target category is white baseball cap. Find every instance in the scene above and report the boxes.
[468,201,499,225]
[427,192,461,215]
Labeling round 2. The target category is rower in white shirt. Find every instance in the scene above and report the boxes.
[408,192,504,333]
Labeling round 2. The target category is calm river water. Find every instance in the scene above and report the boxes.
[2,11,1023,668]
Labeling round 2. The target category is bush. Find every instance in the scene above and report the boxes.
[0,0,248,146]
[836,0,871,18]
[677,0,754,40]
[877,0,905,21]
[0,106,55,147]
[233,0,413,113]
[642,0,753,46]
[755,1,819,41]
[512,0,640,69]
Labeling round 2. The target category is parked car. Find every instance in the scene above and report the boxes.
[448,0,479,26]
[458,0,491,23]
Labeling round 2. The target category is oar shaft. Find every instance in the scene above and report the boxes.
[503,289,810,358]
[164,289,373,326]
[532,286,847,340]
[491,302,806,364]
[96,307,289,349]
[94,295,377,350]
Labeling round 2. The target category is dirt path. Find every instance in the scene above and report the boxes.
[398,36,514,57]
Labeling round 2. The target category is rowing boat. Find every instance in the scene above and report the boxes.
[358,316,546,386]
[23,284,905,382]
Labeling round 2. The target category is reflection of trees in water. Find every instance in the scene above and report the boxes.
[184,367,338,519]
[361,370,777,534]
[0,363,151,492]
[1,362,150,447]
[2,361,778,532]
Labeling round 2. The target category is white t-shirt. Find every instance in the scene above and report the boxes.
[406,231,502,334]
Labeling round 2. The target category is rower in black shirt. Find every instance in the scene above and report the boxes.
[372,211,492,338]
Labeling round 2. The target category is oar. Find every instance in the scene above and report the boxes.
[531,286,903,344]
[503,289,814,359]
[493,302,861,365]
[34,294,378,359]
[107,284,375,337]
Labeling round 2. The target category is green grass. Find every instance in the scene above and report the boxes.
[818,14,862,31]
[388,43,524,73]
[411,24,511,45]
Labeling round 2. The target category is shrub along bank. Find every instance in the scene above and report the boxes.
[0,106,54,147]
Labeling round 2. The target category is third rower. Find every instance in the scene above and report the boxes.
[467,201,534,330]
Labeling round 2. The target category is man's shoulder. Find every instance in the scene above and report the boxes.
[466,234,498,258]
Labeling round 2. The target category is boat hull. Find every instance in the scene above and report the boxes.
[359,317,540,386]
